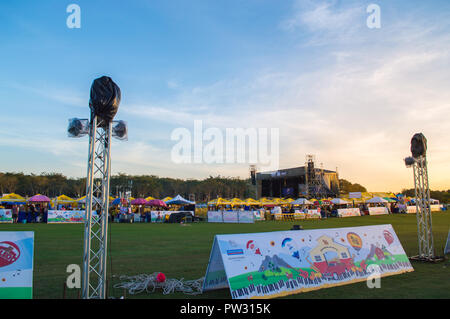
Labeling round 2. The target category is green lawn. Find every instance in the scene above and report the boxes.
[1,213,449,299]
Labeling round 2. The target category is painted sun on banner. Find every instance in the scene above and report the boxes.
[203,224,413,299]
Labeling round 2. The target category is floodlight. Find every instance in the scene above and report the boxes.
[404,156,416,168]
[112,120,128,140]
[67,118,89,138]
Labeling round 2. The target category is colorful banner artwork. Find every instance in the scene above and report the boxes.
[407,205,441,214]
[0,232,34,299]
[306,209,321,219]
[150,211,194,223]
[294,210,306,220]
[445,229,450,255]
[207,211,255,223]
[203,225,413,299]
[406,206,416,214]
[0,210,13,223]
[368,207,389,216]
[253,210,265,221]
[47,210,86,223]
[337,208,361,218]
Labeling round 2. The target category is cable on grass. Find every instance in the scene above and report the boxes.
[113,273,204,296]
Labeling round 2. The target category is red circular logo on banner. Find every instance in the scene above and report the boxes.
[0,241,21,268]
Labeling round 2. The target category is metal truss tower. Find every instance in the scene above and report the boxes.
[410,155,435,260]
[305,155,325,199]
[82,116,112,299]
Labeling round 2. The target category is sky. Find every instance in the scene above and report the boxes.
[0,0,449,192]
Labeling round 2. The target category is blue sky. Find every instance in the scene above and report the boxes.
[1,0,450,192]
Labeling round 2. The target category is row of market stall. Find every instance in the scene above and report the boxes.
[0,193,195,223]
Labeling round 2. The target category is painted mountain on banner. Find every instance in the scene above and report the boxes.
[258,255,292,272]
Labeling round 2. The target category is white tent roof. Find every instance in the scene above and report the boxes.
[331,198,349,205]
[291,198,312,205]
[366,196,388,204]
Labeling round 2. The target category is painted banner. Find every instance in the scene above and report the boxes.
[238,211,255,223]
[294,210,306,220]
[0,232,34,299]
[306,209,321,219]
[445,229,450,255]
[150,211,194,223]
[407,205,441,214]
[338,208,361,218]
[203,225,413,299]
[253,210,265,221]
[431,204,442,212]
[222,211,239,223]
[406,206,416,214]
[207,211,255,223]
[207,211,224,223]
[368,207,389,216]
[47,210,85,223]
[349,192,362,199]
[0,209,13,223]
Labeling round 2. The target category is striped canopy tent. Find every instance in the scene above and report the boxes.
[244,198,261,206]
[162,196,172,203]
[260,197,278,207]
[217,198,232,206]
[207,198,218,206]
[208,198,232,206]
[383,197,397,203]
[274,198,292,205]
[145,196,155,202]
[231,198,245,207]
[309,198,318,203]
[0,193,26,204]
[166,195,195,205]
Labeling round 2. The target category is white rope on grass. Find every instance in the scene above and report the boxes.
[113,273,204,296]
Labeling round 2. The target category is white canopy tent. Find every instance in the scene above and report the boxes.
[291,198,312,205]
[331,198,349,205]
[366,197,388,204]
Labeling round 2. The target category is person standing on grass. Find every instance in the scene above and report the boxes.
[12,204,19,223]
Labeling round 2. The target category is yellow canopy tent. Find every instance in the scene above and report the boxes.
[244,198,261,206]
[162,196,172,202]
[0,193,26,202]
[208,198,232,206]
[207,198,218,206]
[145,196,155,201]
[56,194,75,203]
[231,198,245,207]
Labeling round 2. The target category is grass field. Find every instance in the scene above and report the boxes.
[1,213,449,299]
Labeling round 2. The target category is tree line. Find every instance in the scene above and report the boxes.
[7,171,445,203]
[0,172,252,202]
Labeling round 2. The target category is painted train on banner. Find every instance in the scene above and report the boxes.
[203,224,413,299]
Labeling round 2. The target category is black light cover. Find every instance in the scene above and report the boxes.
[68,118,89,138]
[89,76,121,123]
[112,120,128,140]
[411,133,427,158]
